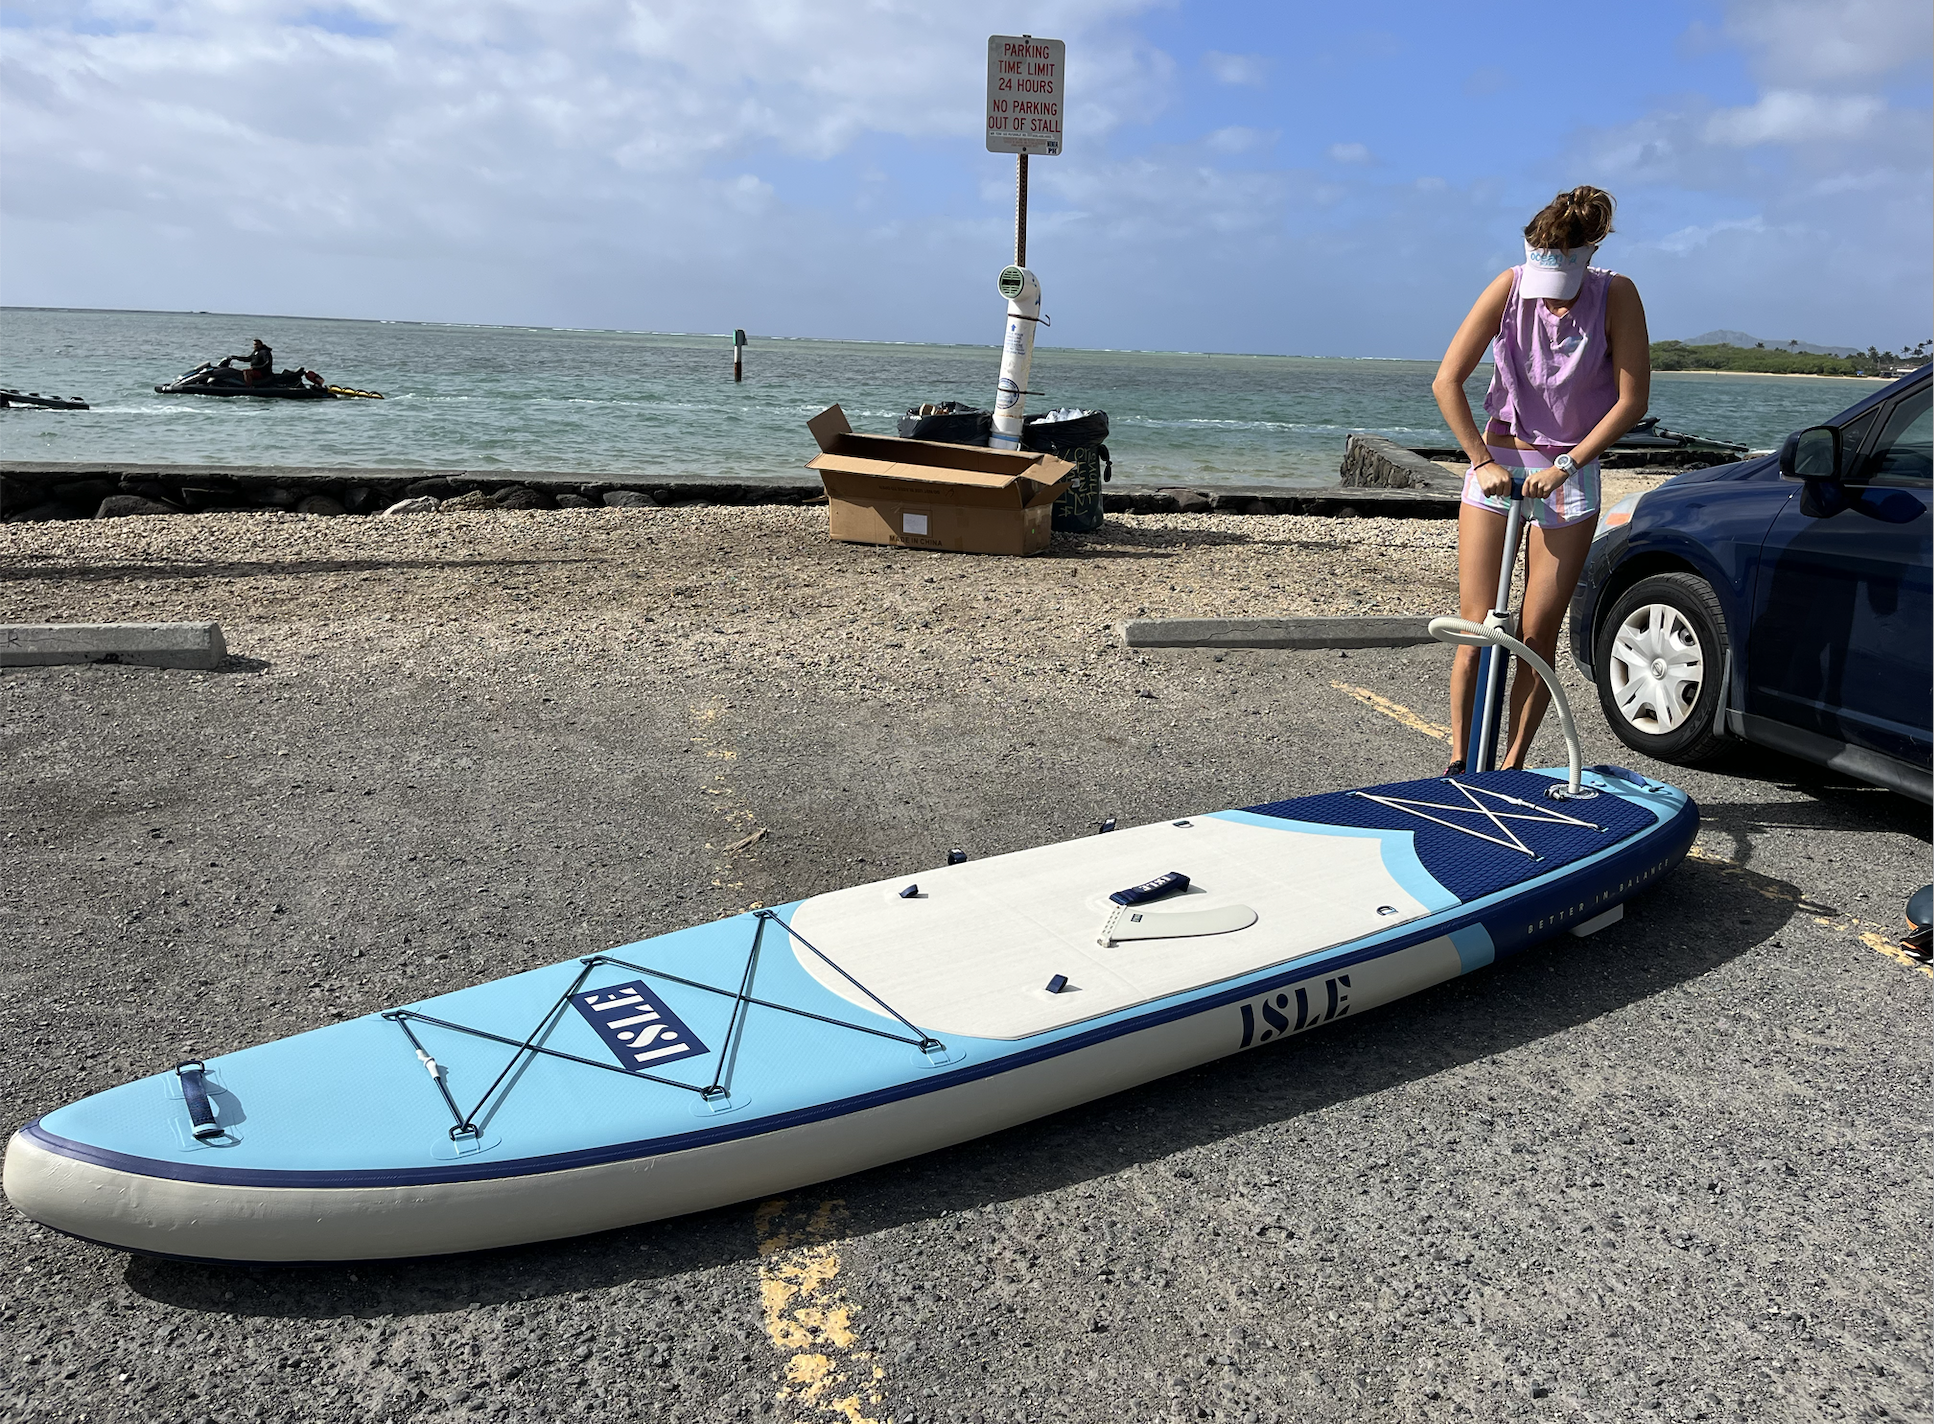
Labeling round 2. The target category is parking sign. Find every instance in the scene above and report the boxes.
[986,35,1065,156]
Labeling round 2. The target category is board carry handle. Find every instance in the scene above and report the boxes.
[1429,616,1586,796]
[175,1060,224,1141]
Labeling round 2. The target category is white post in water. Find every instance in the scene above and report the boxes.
[984,33,1064,451]
[990,265,1041,450]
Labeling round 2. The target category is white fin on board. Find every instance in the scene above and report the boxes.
[1099,903,1259,946]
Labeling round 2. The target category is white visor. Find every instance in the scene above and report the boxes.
[1520,241,1597,299]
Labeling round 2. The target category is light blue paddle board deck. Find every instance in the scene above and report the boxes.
[5,767,1695,1260]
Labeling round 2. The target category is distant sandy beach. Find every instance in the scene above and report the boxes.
[1652,369,1893,382]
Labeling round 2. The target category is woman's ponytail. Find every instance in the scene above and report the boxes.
[1524,186,1616,251]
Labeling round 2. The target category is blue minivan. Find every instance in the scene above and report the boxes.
[1569,366,1931,803]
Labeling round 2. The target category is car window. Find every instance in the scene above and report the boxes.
[1859,387,1932,487]
[1832,407,1879,475]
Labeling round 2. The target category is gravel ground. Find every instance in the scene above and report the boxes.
[2,507,1928,1424]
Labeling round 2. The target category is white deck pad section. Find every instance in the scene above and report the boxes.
[786,815,1435,1039]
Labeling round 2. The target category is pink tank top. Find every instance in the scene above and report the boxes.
[1483,265,1619,453]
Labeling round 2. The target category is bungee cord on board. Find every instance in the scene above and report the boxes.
[381,912,941,1142]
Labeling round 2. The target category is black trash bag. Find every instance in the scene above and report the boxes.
[898,402,992,446]
[1024,410,1112,533]
[1022,409,1110,454]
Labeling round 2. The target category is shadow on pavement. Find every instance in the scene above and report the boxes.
[122,848,1790,1320]
[1678,745,1929,866]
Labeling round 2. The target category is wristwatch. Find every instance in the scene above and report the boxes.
[1554,453,1578,477]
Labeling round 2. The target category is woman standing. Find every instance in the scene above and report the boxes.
[1432,185,1651,772]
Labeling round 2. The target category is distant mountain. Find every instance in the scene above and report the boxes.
[1679,330,1862,358]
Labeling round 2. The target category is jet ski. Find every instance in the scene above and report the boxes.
[154,362,383,400]
[1612,416,1749,455]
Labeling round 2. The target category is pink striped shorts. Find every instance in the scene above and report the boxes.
[1461,445,1601,529]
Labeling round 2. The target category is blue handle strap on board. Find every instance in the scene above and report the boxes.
[175,1060,224,1141]
[1109,871,1190,907]
[1099,871,1194,948]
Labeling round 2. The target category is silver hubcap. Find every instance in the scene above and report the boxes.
[1609,602,1705,735]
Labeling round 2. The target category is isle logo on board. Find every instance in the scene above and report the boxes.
[1236,974,1352,1049]
[572,980,710,1071]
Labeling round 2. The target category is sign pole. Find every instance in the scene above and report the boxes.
[1015,152,1028,268]
[986,32,1063,449]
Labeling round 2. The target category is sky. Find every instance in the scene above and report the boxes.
[2,0,1929,357]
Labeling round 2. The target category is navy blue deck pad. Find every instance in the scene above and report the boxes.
[571,981,710,1071]
[20,791,1698,1194]
[1246,769,1658,904]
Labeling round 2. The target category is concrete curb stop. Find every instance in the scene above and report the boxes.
[2,622,228,669]
[1120,616,1436,650]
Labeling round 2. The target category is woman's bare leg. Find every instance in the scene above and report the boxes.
[1450,501,1512,764]
[1501,516,1599,768]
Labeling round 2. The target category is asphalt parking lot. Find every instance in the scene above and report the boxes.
[2,509,1929,1424]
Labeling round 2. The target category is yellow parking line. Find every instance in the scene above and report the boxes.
[1858,929,1931,975]
[1330,681,1452,742]
[754,1198,887,1424]
[1685,845,1930,978]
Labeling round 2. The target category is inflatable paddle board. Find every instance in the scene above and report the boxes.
[5,763,1695,1263]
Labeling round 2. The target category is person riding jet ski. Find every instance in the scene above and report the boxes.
[154,346,380,398]
[220,338,275,387]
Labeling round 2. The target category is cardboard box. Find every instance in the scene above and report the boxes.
[806,405,1072,556]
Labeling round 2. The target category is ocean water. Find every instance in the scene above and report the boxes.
[0,307,1889,487]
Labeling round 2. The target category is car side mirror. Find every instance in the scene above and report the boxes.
[1781,425,1839,481]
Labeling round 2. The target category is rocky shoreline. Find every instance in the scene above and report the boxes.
[2,461,1465,524]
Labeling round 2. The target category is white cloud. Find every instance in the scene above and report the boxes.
[1038,150,1290,243]
[1543,0,1930,351]
[1724,0,1933,85]
[0,5,1171,211]
[1653,214,1767,254]
[1704,90,1884,146]
[0,0,1926,356]
[1202,51,1268,86]
[0,0,1176,332]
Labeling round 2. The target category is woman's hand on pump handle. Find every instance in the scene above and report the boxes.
[1519,463,1570,499]
[1462,458,1570,503]
[1471,459,1515,500]
[1469,457,1570,501]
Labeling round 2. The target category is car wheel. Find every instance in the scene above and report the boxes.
[1594,571,1730,764]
